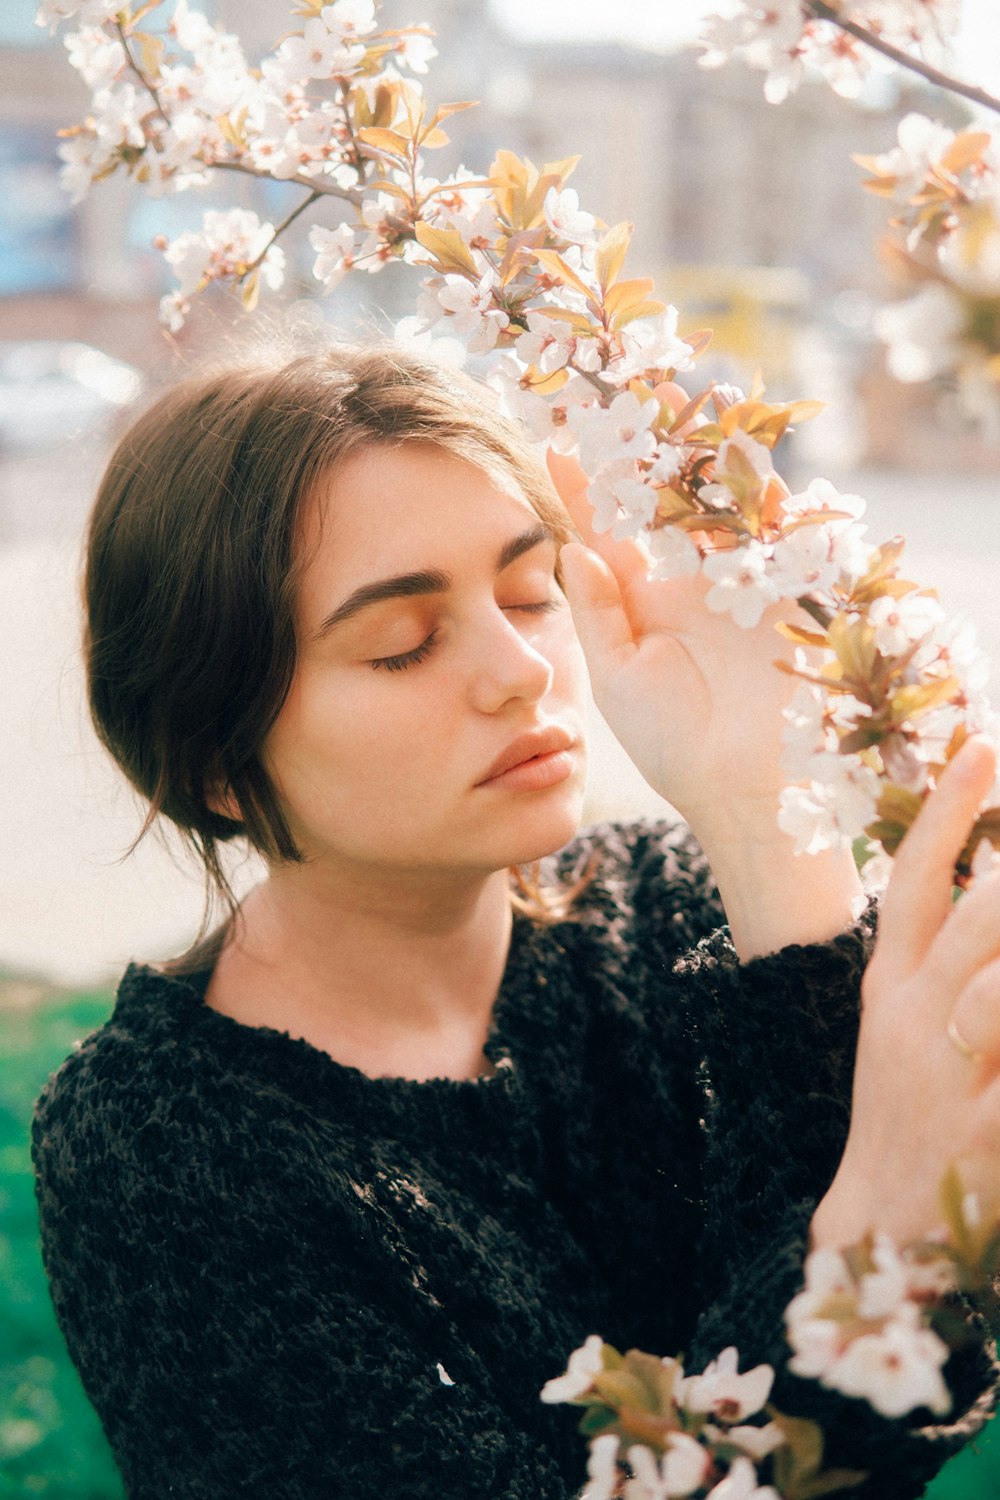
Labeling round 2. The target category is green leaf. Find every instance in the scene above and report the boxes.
[578,1405,621,1438]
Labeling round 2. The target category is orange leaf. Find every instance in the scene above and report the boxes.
[595,221,632,295]
[413,222,479,277]
[356,126,410,157]
[533,248,597,303]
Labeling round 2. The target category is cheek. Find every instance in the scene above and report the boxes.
[265,664,436,801]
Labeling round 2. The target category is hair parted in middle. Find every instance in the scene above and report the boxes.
[84,340,579,934]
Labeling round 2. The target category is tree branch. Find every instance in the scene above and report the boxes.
[208,158,366,206]
[803,1,1000,118]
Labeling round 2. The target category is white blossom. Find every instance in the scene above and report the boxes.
[782,681,833,780]
[682,1347,773,1423]
[516,311,575,375]
[867,592,945,657]
[707,1423,785,1462]
[617,307,694,377]
[544,186,597,245]
[170,0,216,52]
[783,476,866,521]
[64,25,124,90]
[489,360,591,449]
[161,208,284,309]
[540,1334,604,1404]
[702,543,780,630]
[434,271,509,351]
[623,1434,711,1499]
[320,0,378,39]
[36,0,120,28]
[825,1321,952,1418]
[581,1434,621,1500]
[971,836,1000,882]
[268,20,364,88]
[158,289,190,334]
[769,524,842,598]
[706,1455,781,1500]
[875,284,966,384]
[92,82,146,153]
[393,29,437,72]
[868,113,957,202]
[57,132,111,204]
[646,526,702,581]
[569,392,658,474]
[310,222,373,289]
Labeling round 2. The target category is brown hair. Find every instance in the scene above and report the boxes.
[84,342,580,959]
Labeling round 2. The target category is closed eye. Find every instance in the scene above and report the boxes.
[504,599,562,615]
[370,630,438,672]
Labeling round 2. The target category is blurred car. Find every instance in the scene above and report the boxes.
[0,340,144,455]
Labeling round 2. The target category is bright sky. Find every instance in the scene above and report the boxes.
[490,0,1000,90]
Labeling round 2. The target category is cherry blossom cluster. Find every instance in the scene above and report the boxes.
[700,1,962,104]
[540,1338,854,1499]
[40,0,1000,871]
[857,113,1000,414]
[785,1235,955,1417]
[701,6,1000,419]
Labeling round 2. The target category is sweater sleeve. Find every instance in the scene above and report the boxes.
[677,919,1000,1499]
[31,1048,574,1500]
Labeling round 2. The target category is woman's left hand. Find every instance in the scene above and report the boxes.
[811,736,1000,1248]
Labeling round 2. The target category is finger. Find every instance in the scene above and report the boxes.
[546,448,651,593]
[559,542,636,701]
[951,949,1000,1061]
[921,865,1000,1017]
[877,737,998,982]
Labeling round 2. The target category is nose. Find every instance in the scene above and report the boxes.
[467,608,555,715]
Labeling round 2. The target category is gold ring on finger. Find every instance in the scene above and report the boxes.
[947,1017,986,1065]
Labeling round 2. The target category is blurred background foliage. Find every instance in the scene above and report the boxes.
[2,983,122,1496]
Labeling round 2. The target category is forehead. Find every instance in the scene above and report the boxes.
[297,441,542,583]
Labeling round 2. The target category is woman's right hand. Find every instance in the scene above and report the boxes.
[811,735,1000,1250]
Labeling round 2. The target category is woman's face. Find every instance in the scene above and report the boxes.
[262,442,590,883]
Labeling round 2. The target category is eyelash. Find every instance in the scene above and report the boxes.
[369,600,561,673]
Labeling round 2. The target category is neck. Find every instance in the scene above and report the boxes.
[218,857,515,1048]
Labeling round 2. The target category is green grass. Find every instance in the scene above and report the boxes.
[2,977,999,1497]
[1,978,123,1498]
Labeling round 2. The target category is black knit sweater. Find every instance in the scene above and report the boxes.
[32,821,998,1499]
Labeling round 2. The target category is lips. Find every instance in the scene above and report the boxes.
[476,725,576,786]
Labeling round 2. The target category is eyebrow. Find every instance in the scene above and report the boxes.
[313,522,556,640]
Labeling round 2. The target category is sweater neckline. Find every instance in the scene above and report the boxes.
[116,906,547,1111]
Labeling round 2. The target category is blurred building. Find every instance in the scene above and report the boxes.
[0,0,992,463]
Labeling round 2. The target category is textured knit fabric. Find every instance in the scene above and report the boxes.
[32,820,998,1500]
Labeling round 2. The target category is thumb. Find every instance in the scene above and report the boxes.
[560,541,634,700]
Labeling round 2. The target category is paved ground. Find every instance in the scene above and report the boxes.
[2,449,998,985]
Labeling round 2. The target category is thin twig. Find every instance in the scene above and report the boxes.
[115,20,168,123]
[803,1,1000,118]
[244,188,324,276]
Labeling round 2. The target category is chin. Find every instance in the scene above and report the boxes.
[492,781,587,869]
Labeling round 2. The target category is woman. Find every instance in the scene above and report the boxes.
[32,344,1000,1499]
